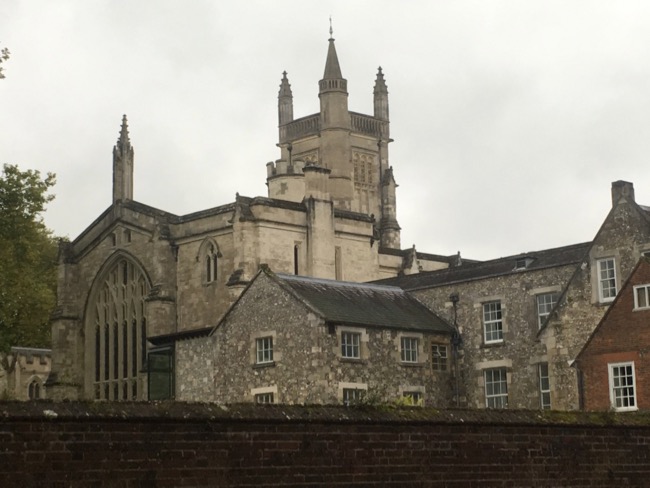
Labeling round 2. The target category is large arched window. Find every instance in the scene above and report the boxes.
[89,257,150,400]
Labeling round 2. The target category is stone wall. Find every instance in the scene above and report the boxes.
[177,272,454,406]
[413,265,576,409]
[175,334,218,402]
[2,402,650,487]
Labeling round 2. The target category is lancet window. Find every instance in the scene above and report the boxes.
[200,239,220,284]
[91,258,149,400]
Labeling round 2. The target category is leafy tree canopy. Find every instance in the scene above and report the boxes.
[0,164,58,354]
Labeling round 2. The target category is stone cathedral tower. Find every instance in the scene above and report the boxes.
[267,31,401,249]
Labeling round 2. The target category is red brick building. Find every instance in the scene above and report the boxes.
[575,257,650,411]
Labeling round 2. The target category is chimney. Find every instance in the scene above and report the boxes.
[611,180,635,207]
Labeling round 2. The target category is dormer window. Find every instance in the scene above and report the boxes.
[514,257,534,270]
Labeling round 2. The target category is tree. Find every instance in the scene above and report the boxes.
[0,164,58,357]
[0,45,9,79]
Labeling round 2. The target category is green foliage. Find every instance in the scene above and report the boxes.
[0,164,58,353]
[0,45,9,80]
[393,394,424,408]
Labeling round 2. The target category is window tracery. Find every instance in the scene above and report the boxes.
[353,152,376,186]
[90,257,149,400]
[200,239,220,284]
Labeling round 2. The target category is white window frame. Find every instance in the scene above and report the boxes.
[634,284,650,310]
[251,385,277,404]
[609,362,637,412]
[536,293,559,328]
[255,392,274,404]
[597,258,617,303]
[342,387,365,405]
[341,331,361,359]
[484,368,508,408]
[538,363,551,410]
[431,344,448,371]
[255,337,273,364]
[400,337,419,363]
[483,301,503,344]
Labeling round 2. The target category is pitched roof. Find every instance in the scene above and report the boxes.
[372,242,591,291]
[275,273,454,334]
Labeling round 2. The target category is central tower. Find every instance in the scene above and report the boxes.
[267,30,401,249]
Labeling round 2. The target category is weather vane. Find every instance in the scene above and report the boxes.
[329,16,333,38]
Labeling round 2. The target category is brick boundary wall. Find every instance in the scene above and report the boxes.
[2,402,650,487]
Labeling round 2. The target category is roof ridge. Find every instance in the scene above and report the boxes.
[276,273,403,291]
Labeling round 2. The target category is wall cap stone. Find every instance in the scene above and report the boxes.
[2,401,650,428]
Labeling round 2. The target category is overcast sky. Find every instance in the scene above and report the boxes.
[2,1,650,261]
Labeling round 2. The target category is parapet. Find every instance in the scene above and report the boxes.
[266,159,306,203]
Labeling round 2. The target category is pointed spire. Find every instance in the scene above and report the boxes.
[323,37,343,80]
[278,71,294,126]
[319,22,347,95]
[278,71,293,98]
[373,67,389,121]
[373,67,388,95]
[115,114,132,155]
[112,114,134,204]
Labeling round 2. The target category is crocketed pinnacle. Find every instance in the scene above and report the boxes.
[374,67,388,95]
[116,114,132,153]
[278,71,293,98]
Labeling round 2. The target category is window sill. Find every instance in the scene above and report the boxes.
[340,358,366,365]
[481,341,505,349]
[400,362,424,368]
[253,361,276,369]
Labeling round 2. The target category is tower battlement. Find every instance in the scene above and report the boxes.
[266,159,307,203]
[266,159,306,178]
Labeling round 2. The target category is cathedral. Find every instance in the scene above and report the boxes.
[47,33,456,402]
[48,33,650,412]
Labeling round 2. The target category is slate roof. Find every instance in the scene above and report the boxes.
[275,273,454,334]
[372,242,591,291]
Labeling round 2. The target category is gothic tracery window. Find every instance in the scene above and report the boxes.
[91,258,149,400]
[353,152,375,186]
[201,240,220,284]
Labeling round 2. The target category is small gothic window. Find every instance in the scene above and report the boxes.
[28,379,42,400]
[203,241,219,284]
